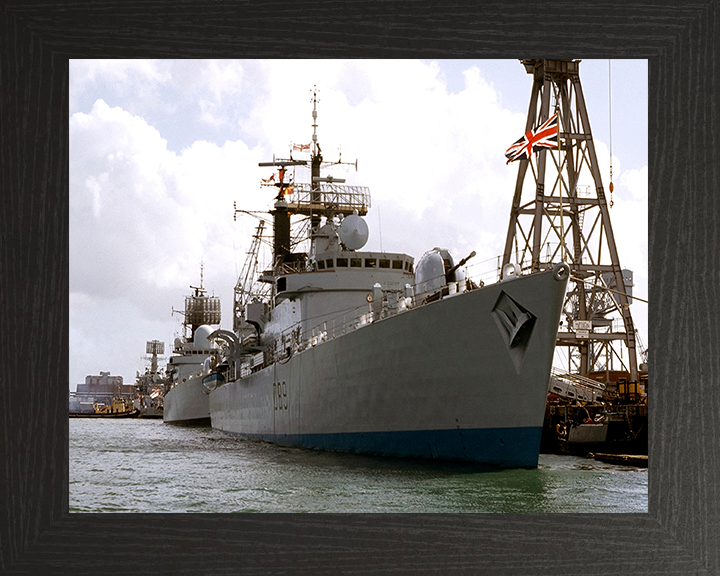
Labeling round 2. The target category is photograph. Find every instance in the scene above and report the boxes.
[69,58,648,514]
[4,2,719,572]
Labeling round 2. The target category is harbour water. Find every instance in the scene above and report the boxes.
[70,418,648,513]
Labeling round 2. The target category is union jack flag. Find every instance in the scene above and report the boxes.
[505,113,558,163]
[293,143,311,152]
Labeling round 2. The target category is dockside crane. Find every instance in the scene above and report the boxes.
[502,59,640,383]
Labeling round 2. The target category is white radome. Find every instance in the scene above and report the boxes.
[338,213,369,250]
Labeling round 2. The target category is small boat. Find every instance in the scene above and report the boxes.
[70,397,137,418]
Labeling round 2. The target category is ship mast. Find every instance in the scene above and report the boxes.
[145,340,164,374]
[173,263,221,342]
[256,87,370,278]
[310,87,322,232]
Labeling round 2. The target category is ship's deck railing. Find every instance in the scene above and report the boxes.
[237,250,567,372]
[548,367,606,403]
[550,367,606,391]
[284,303,376,351]
[254,277,472,369]
[239,302,377,371]
[236,255,500,370]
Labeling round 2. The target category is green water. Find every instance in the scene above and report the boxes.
[70,418,647,513]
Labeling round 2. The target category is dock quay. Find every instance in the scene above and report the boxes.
[540,368,648,457]
[541,401,647,456]
[590,453,648,468]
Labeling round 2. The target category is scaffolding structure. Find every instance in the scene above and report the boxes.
[502,59,639,382]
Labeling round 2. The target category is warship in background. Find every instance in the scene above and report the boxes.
[162,273,221,426]
[195,89,569,468]
[133,340,167,419]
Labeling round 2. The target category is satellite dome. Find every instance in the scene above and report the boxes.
[415,250,447,297]
[339,214,369,250]
[193,325,214,349]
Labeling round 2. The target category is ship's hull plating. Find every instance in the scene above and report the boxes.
[210,268,567,467]
[163,375,210,425]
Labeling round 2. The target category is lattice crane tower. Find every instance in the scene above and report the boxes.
[501,59,639,382]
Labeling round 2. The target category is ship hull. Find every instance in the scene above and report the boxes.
[210,267,567,467]
[163,375,210,425]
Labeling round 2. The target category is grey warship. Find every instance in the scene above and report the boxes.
[163,278,221,425]
[204,89,569,468]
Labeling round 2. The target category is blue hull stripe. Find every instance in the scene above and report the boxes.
[219,426,543,468]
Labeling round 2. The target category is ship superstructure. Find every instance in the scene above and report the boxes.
[163,269,221,425]
[133,340,166,418]
[203,88,569,468]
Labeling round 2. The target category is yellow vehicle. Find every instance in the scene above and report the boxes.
[93,397,136,416]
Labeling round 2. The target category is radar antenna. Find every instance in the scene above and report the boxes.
[173,264,221,340]
[254,86,370,276]
[145,340,165,374]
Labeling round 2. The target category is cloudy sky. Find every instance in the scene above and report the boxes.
[69,59,648,390]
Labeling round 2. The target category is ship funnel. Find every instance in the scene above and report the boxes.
[273,197,291,261]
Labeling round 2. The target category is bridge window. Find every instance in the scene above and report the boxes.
[325,259,334,268]
[336,258,348,267]
[379,259,390,268]
[392,260,403,270]
[351,258,362,268]
[365,258,376,268]
[317,260,325,270]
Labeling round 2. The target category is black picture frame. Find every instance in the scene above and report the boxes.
[2,2,716,574]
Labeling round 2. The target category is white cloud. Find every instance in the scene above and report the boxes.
[70,59,171,91]
[622,165,648,203]
[69,59,648,388]
[70,60,172,116]
[176,60,247,126]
